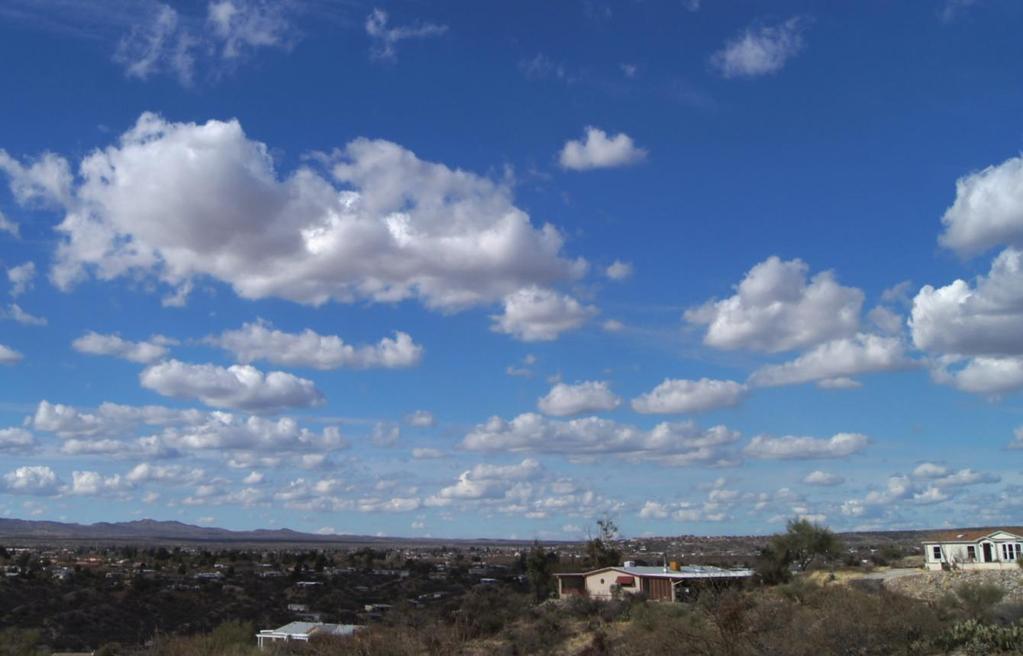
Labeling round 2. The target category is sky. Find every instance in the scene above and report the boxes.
[1,0,1022,540]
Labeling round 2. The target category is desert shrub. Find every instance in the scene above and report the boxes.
[453,587,529,640]
[0,628,45,656]
[992,602,1023,625]
[502,606,567,655]
[954,581,1007,622]
[561,594,602,619]
[935,619,1023,655]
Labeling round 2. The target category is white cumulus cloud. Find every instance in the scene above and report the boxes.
[491,287,597,341]
[559,127,647,171]
[139,360,324,412]
[748,333,914,388]
[631,378,746,414]
[685,256,863,353]
[538,381,621,416]
[0,344,23,365]
[73,332,170,364]
[744,433,869,460]
[802,470,845,486]
[211,321,422,369]
[939,155,1023,257]
[711,17,806,78]
[2,465,60,495]
[463,413,740,467]
[9,114,586,325]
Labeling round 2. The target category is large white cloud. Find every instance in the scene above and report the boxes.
[72,331,171,364]
[18,114,585,320]
[156,412,345,454]
[139,360,324,412]
[2,465,60,495]
[631,378,746,414]
[685,256,863,353]
[490,287,596,341]
[126,462,206,485]
[559,127,647,171]
[931,355,1023,395]
[436,458,542,500]
[31,400,202,438]
[68,471,128,496]
[538,381,621,416]
[748,333,914,388]
[0,427,35,453]
[463,413,740,466]
[911,248,1023,357]
[939,155,1023,257]
[710,17,806,78]
[744,433,869,460]
[210,321,422,369]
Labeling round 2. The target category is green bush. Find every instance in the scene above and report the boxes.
[936,619,1023,655]
[955,581,1007,622]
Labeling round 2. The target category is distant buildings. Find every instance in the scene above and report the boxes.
[923,528,1023,570]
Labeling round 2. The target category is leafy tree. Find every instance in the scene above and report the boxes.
[772,518,841,572]
[525,541,558,601]
[755,544,792,585]
[585,517,622,568]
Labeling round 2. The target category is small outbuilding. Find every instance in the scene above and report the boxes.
[555,562,753,602]
[923,527,1023,571]
[256,622,361,649]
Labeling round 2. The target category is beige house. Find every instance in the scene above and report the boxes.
[923,528,1023,571]
[555,562,753,602]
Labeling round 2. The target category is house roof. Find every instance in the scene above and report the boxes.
[556,565,753,580]
[924,527,1023,543]
[260,622,360,637]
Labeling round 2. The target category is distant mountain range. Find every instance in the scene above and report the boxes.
[0,517,438,544]
[0,517,545,545]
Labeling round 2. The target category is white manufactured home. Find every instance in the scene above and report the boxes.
[923,527,1023,571]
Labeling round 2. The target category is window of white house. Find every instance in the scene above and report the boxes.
[1016,544,1023,559]
[932,546,941,560]
[1002,544,1015,560]
[967,546,976,560]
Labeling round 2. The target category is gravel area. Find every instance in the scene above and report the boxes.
[884,568,1023,603]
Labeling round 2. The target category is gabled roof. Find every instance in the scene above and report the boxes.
[924,527,1023,543]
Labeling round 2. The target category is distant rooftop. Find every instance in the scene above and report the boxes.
[557,564,753,579]
[260,621,360,637]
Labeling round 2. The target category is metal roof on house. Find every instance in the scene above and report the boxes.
[556,565,753,580]
[923,527,1023,543]
[261,622,360,637]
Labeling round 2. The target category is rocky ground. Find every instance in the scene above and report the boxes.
[884,568,1023,603]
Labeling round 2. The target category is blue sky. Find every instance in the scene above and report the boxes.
[1,0,1023,539]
